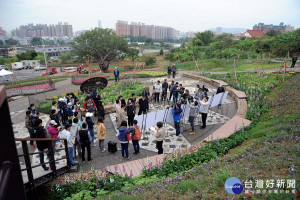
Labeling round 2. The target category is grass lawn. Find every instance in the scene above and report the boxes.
[161,59,289,72]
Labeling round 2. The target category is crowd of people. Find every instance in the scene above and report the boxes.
[24,70,226,171]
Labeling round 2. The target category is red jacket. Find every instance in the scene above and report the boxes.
[47,124,59,138]
[83,100,96,110]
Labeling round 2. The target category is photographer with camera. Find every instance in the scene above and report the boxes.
[172,104,182,136]
[186,99,198,135]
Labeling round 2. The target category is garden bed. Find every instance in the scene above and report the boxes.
[37,81,147,114]
[6,83,55,97]
[71,71,167,85]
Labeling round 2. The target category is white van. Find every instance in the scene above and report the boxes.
[11,62,24,70]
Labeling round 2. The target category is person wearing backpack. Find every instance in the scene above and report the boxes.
[31,119,53,171]
[25,110,35,147]
[118,121,130,160]
[96,117,106,152]
[86,113,96,146]
[78,123,93,162]
[130,120,141,155]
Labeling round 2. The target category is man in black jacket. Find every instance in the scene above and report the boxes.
[78,123,92,162]
[142,87,150,99]
[167,64,172,78]
[138,95,149,115]
[31,119,52,171]
[127,99,136,126]
[216,84,225,94]
[291,56,297,68]
[161,79,168,101]
[50,109,61,127]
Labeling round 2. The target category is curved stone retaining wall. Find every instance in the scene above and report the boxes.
[182,73,248,118]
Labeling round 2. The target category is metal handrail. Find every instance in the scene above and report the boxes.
[0,161,13,200]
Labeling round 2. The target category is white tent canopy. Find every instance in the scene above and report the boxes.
[0,69,14,77]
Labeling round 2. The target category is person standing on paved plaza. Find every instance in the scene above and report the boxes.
[78,123,92,162]
[59,98,67,125]
[51,101,59,114]
[172,64,177,78]
[113,67,120,82]
[217,84,225,94]
[169,80,175,101]
[187,100,198,135]
[153,122,166,154]
[130,120,141,154]
[142,87,150,100]
[47,120,59,154]
[154,80,162,103]
[73,111,82,129]
[31,119,52,171]
[25,110,35,147]
[161,79,168,101]
[195,88,205,101]
[118,121,130,160]
[96,117,106,152]
[70,118,81,158]
[172,104,182,136]
[130,93,137,104]
[61,124,75,166]
[83,97,96,114]
[66,102,74,120]
[178,84,185,100]
[115,99,121,127]
[50,109,61,127]
[64,93,71,106]
[172,82,179,104]
[202,85,209,96]
[29,104,40,117]
[126,99,136,126]
[167,64,172,78]
[119,104,127,128]
[86,113,96,146]
[138,95,149,115]
[199,96,209,129]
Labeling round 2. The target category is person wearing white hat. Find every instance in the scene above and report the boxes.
[59,98,67,125]
[66,102,74,120]
[216,83,225,108]
[47,120,60,154]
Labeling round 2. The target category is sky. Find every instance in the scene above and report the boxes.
[0,0,299,33]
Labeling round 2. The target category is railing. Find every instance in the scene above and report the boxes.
[15,138,71,193]
[0,161,13,200]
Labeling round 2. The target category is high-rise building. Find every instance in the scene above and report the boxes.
[253,22,294,33]
[0,27,6,36]
[11,22,73,38]
[98,20,102,28]
[116,20,179,39]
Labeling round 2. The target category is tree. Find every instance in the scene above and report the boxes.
[5,38,19,45]
[189,31,215,47]
[58,40,66,46]
[73,28,128,72]
[31,37,43,45]
[126,48,139,62]
[16,50,38,61]
[215,33,233,49]
[60,52,73,64]
[159,49,164,56]
[0,40,3,45]
[34,54,46,65]
[266,30,281,37]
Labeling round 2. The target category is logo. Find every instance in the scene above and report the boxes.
[225,177,243,194]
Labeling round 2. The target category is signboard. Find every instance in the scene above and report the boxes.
[80,77,108,92]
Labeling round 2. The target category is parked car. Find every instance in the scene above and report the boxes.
[0,65,9,70]
[34,66,46,71]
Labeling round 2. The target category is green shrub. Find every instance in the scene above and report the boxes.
[143,56,156,66]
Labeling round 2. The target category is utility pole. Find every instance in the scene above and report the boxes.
[42,39,48,80]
